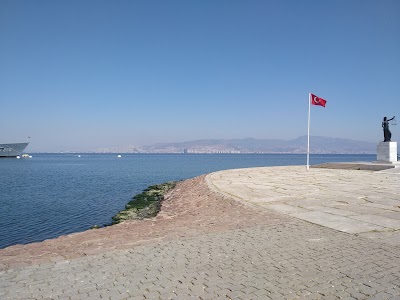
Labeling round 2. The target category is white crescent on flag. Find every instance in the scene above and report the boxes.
[311,93,327,107]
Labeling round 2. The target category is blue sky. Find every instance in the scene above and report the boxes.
[1,0,399,152]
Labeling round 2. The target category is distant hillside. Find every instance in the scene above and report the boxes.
[96,136,376,154]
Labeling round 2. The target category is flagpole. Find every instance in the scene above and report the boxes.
[307,93,311,171]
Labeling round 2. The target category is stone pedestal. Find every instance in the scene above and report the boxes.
[377,142,397,162]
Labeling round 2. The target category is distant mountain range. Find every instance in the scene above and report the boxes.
[95,136,377,154]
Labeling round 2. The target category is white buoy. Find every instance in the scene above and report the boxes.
[16,156,20,159]
[117,155,122,158]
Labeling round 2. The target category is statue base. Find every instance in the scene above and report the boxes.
[376,141,398,163]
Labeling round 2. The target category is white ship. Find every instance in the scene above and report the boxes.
[0,143,29,157]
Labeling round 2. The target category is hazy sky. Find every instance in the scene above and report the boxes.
[1,0,399,152]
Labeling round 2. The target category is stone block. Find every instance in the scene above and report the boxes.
[376,142,397,162]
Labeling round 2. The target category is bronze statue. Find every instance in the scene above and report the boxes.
[382,116,395,142]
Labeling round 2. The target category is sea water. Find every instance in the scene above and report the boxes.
[0,153,374,248]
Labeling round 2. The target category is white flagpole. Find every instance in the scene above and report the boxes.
[307,93,311,170]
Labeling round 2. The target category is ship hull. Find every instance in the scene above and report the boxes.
[0,143,29,157]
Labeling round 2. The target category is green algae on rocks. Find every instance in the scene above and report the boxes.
[111,181,176,224]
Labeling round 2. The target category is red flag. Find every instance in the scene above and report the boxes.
[311,94,327,107]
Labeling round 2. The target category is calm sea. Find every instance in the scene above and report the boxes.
[0,153,374,248]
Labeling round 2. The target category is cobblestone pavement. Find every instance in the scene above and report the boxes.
[1,168,400,299]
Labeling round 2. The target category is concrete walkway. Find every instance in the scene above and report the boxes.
[1,166,400,299]
[207,165,400,246]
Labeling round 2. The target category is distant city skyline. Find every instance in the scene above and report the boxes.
[1,0,399,152]
[93,136,377,155]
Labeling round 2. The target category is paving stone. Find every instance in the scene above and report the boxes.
[368,291,395,300]
[1,168,400,299]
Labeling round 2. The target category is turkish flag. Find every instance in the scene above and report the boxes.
[311,94,327,107]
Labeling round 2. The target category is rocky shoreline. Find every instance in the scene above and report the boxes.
[111,181,177,224]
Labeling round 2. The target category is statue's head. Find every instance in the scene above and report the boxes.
[384,117,387,121]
